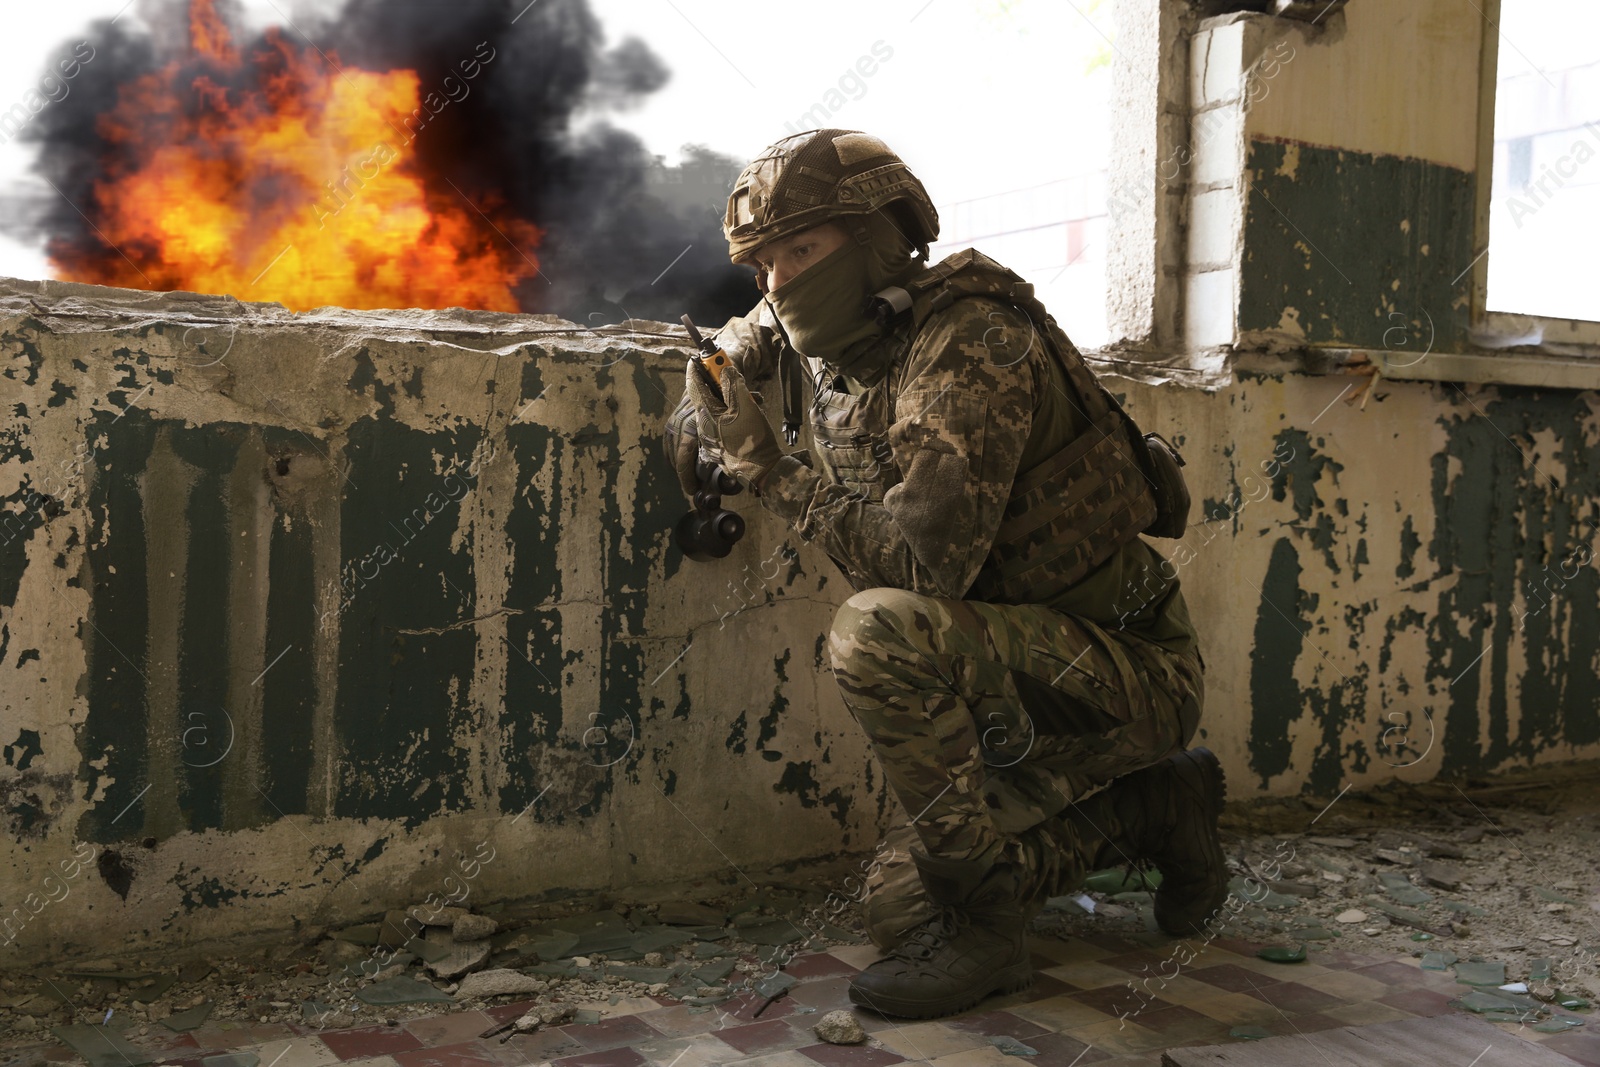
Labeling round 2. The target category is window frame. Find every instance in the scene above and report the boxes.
[1469,0,1600,352]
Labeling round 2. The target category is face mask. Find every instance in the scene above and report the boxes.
[764,213,916,383]
[764,240,882,372]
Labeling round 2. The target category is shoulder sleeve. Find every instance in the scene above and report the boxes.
[711,301,781,390]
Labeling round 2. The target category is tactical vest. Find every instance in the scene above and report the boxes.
[801,249,1159,605]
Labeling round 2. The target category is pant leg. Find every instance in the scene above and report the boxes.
[830,586,1201,889]
[859,822,929,949]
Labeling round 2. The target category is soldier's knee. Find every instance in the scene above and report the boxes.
[828,587,935,674]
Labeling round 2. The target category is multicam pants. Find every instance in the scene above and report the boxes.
[826,586,1204,948]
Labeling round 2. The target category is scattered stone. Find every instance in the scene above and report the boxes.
[535,1003,577,1025]
[452,913,498,943]
[17,994,63,1016]
[454,969,547,999]
[410,904,468,928]
[1419,861,1463,890]
[421,938,492,981]
[176,961,214,983]
[1335,909,1367,924]
[814,1009,867,1045]
[642,952,666,967]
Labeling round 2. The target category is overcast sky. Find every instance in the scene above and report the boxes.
[0,0,1116,283]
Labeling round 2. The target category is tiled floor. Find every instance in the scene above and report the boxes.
[22,933,1596,1067]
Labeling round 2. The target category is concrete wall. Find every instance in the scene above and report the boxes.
[0,279,883,966]
[1118,369,1600,798]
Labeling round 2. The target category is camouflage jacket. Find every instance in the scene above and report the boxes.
[720,275,1197,651]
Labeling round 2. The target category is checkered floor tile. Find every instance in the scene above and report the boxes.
[13,933,1593,1067]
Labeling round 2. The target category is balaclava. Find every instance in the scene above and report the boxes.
[764,211,915,384]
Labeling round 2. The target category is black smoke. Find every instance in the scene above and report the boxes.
[16,0,756,326]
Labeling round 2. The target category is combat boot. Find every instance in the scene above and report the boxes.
[1104,747,1228,936]
[847,852,1033,1019]
[1058,748,1228,935]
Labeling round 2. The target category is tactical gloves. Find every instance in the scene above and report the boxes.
[663,394,704,496]
[663,315,779,496]
[683,361,784,490]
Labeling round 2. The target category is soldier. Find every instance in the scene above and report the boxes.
[665,129,1226,1020]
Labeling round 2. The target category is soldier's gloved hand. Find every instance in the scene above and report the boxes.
[663,392,703,497]
[684,360,783,490]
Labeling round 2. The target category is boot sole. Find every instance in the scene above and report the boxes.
[1155,747,1229,937]
[847,959,1034,1020]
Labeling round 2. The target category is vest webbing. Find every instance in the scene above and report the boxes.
[895,249,1157,604]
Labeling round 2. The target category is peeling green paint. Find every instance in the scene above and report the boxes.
[1427,390,1600,769]
[1248,537,1308,786]
[335,417,479,825]
[756,650,792,752]
[1241,138,1475,349]
[1397,516,1421,579]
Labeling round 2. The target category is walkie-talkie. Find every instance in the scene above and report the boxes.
[674,315,745,562]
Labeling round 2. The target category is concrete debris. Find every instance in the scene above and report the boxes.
[409,905,469,928]
[813,1009,867,1045]
[451,914,499,943]
[420,937,492,981]
[454,970,547,999]
[1420,861,1464,890]
[513,1003,576,1033]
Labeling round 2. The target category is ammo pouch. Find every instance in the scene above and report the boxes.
[1095,390,1191,540]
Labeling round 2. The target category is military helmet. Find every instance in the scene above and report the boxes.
[723,129,940,265]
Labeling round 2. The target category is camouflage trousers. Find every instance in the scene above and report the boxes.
[827,587,1204,949]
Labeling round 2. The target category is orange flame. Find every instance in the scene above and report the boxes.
[52,0,540,312]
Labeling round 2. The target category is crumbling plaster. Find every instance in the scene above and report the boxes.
[0,278,881,966]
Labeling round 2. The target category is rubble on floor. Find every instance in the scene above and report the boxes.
[1,771,1595,1064]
